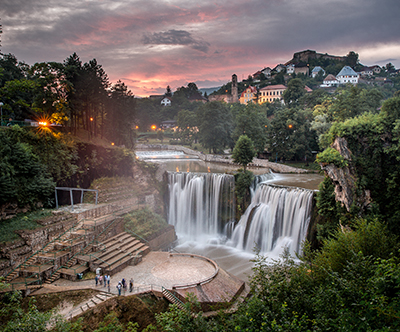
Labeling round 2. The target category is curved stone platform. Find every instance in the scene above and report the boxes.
[40,251,246,312]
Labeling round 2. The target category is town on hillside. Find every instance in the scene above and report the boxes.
[151,49,398,108]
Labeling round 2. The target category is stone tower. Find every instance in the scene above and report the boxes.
[232,74,238,103]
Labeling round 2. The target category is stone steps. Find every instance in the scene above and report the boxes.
[68,291,115,319]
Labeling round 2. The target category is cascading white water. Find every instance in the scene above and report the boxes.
[229,184,313,256]
[168,172,235,240]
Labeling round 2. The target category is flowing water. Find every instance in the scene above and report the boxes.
[138,150,322,281]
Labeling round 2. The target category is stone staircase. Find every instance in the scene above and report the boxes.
[67,291,116,319]
[85,232,149,275]
[5,255,37,282]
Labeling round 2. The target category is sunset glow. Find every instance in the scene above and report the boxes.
[1,0,399,97]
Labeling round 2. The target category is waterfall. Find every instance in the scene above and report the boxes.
[167,172,235,240]
[250,172,276,196]
[229,184,313,256]
[167,171,313,258]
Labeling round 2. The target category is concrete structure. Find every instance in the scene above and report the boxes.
[239,86,257,104]
[336,66,359,85]
[258,84,286,104]
[321,74,339,87]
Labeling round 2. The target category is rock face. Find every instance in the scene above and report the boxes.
[320,137,371,213]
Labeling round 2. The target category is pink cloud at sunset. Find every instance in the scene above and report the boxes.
[1,0,400,97]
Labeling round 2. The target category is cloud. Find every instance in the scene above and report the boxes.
[141,29,210,53]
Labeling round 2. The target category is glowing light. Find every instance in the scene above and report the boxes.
[176,166,179,172]
[151,125,156,130]
[288,124,293,129]
[135,126,139,129]
[39,121,48,126]
[90,117,93,121]
[111,142,115,146]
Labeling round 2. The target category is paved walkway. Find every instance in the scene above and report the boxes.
[35,252,217,297]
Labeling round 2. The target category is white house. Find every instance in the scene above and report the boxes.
[161,97,172,106]
[320,74,339,87]
[336,66,359,85]
[286,64,295,74]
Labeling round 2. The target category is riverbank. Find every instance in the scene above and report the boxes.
[136,144,311,173]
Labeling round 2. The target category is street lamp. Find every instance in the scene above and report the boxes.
[0,102,3,126]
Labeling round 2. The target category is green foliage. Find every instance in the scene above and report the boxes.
[0,127,56,207]
[316,147,348,167]
[155,294,208,332]
[124,207,168,240]
[197,101,233,153]
[232,135,256,170]
[266,107,318,161]
[283,78,306,106]
[0,209,51,243]
[231,103,268,153]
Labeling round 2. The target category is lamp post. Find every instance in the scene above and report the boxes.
[0,102,3,126]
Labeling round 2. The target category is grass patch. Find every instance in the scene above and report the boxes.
[124,207,168,240]
[0,209,52,244]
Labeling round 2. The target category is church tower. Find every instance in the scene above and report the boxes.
[232,74,238,103]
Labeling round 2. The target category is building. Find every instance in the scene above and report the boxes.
[239,86,258,104]
[261,67,272,77]
[294,62,309,76]
[160,97,172,106]
[311,66,325,78]
[258,84,286,104]
[320,74,339,87]
[286,64,295,74]
[273,64,286,73]
[336,66,359,85]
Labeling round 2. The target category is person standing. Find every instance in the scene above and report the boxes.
[95,274,98,286]
[117,281,122,296]
[129,278,133,292]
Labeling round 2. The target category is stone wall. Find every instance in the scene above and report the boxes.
[147,225,177,251]
[136,144,308,173]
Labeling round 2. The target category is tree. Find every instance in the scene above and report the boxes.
[283,78,305,106]
[267,106,318,161]
[345,51,359,68]
[232,135,256,171]
[165,85,172,97]
[197,101,233,153]
[232,103,268,153]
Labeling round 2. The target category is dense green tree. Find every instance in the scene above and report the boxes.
[176,109,198,145]
[232,134,256,170]
[266,106,317,161]
[0,53,27,88]
[283,78,306,106]
[107,80,137,147]
[232,104,268,153]
[197,101,233,153]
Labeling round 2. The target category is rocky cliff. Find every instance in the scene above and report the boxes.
[320,137,371,213]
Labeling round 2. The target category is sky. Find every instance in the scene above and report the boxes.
[1,0,400,97]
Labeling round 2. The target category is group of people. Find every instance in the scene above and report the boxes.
[95,274,111,292]
[116,278,134,296]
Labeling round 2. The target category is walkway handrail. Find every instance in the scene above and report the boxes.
[162,286,186,308]
[55,187,99,210]
[170,253,219,289]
